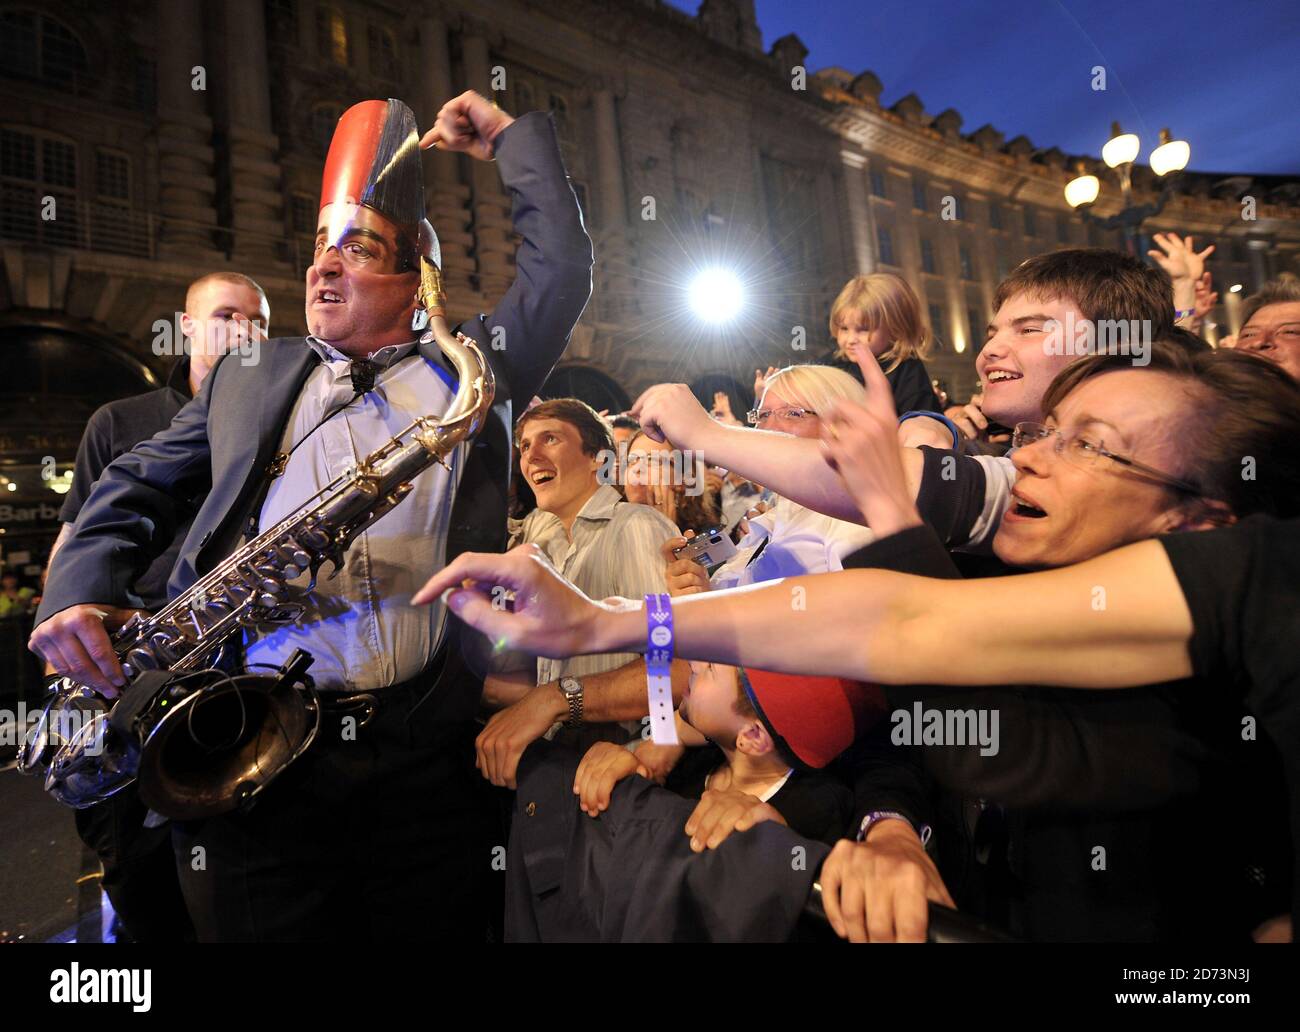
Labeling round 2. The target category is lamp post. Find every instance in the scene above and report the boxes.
[1065,122,1191,255]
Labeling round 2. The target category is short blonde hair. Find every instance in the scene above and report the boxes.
[762,363,866,413]
[829,272,931,372]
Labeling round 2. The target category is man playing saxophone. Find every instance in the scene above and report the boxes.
[30,89,593,942]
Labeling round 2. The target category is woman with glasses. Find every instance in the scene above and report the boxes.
[665,365,876,595]
[420,341,1300,943]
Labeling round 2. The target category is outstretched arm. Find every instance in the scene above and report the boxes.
[415,538,1195,690]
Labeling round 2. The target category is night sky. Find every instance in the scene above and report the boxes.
[668,0,1300,175]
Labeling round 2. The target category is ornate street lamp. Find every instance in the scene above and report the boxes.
[1065,122,1191,253]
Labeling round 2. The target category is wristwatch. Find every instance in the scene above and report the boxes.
[558,676,584,729]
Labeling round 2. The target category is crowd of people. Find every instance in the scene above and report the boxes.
[23,87,1300,944]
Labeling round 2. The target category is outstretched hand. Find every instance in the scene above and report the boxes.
[413,543,620,658]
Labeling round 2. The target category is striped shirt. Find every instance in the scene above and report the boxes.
[244,336,465,692]
[531,484,679,745]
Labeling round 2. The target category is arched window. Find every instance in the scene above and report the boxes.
[0,9,89,93]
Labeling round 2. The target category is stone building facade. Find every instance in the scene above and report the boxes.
[2,0,1299,561]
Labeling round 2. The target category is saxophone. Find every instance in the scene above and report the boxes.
[19,306,495,820]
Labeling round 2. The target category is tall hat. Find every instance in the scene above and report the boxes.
[318,98,445,312]
[738,668,887,769]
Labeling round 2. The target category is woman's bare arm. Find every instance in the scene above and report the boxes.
[415,539,1194,690]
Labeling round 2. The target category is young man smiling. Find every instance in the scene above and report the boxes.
[630,248,1175,554]
[475,399,687,775]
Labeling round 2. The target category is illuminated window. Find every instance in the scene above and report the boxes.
[869,168,886,198]
[0,125,78,245]
[316,7,349,66]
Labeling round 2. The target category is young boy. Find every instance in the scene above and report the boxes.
[573,661,880,847]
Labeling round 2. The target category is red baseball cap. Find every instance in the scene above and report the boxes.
[738,667,887,769]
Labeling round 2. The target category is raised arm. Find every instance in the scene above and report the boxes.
[475,109,593,405]
[414,537,1195,690]
[631,382,925,527]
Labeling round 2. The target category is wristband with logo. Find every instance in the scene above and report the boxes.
[644,593,678,745]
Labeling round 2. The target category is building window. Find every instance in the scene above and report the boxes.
[950,193,964,220]
[317,6,349,66]
[989,202,1002,230]
[968,307,985,349]
[0,10,89,92]
[0,125,78,246]
[928,303,945,348]
[877,224,894,265]
[368,25,397,79]
[959,245,974,281]
[869,167,887,198]
[290,193,316,235]
[311,103,345,157]
[95,150,130,202]
[996,251,1010,280]
[921,237,936,274]
[1023,206,1036,237]
[1056,214,1070,244]
[912,178,926,212]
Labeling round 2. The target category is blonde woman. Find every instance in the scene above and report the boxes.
[829,273,941,414]
[666,364,875,594]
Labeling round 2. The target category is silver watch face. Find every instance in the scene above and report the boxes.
[560,677,581,696]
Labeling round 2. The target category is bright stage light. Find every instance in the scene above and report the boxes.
[688,268,745,323]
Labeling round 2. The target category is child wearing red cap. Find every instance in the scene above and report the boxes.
[573,661,878,847]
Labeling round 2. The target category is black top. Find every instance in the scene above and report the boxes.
[830,355,942,414]
[59,360,196,610]
[666,743,853,846]
[836,523,1291,941]
[1160,515,1300,932]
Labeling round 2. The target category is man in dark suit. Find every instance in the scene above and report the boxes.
[44,270,268,943]
[31,90,592,941]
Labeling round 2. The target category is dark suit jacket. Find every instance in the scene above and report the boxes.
[507,741,826,942]
[38,111,593,683]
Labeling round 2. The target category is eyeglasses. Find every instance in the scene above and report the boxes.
[1011,422,1201,495]
[746,407,817,426]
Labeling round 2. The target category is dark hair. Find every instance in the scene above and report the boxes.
[1041,341,1300,518]
[993,248,1174,337]
[1241,275,1300,327]
[515,398,614,457]
[610,414,640,432]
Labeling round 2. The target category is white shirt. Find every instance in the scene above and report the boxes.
[709,495,875,589]
[244,337,465,692]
